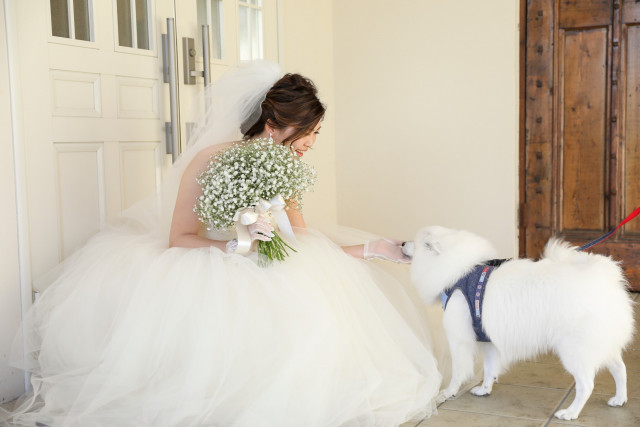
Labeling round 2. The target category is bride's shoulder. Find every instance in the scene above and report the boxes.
[195,141,237,161]
[187,141,240,171]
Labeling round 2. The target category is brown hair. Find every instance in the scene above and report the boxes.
[242,73,326,145]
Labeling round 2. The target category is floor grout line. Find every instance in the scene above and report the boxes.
[543,383,575,426]
[428,407,549,424]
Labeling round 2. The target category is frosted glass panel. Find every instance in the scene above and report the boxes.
[117,0,133,47]
[117,0,151,49]
[135,0,150,50]
[211,1,223,59]
[197,0,224,60]
[238,5,250,60]
[73,0,91,41]
[50,0,93,41]
[251,8,262,59]
[50,0,71,38]
[238,1,263,60]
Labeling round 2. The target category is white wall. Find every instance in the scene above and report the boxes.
[0,0,25,402]
[333,0,520,256]
[279,0,337,225]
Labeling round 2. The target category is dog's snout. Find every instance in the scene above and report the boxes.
[401,241,415,258]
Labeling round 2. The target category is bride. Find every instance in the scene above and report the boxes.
[2,61,442,427]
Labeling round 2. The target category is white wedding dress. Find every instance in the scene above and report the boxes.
[4,225,442,427]
[1,61,444,427]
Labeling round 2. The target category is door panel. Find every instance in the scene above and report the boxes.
[524,0,640,289]
[16,0,279,289]
[1,0,25,402]
[623,24,640,235]
[558,28,608,232]
[558,0,612,27]
[4,0,279,400]
[16,0,172,285]
[54,143,106,258]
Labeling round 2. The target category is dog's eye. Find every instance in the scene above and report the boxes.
[424,242,433,251]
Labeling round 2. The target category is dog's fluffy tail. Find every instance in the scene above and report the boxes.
[542,237,635,353]
[543,238,628,290]
[543,238,610,263]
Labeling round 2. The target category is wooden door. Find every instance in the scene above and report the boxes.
[522,0,640,290]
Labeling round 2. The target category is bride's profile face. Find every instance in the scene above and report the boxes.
[274,121,322,158]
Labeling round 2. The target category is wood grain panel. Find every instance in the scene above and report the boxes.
[559,0,612,28]
[524,0,640,290]
[624,24,640,234]
[524,0,555,258]
[560,28,608,231]
[623,1,640,24]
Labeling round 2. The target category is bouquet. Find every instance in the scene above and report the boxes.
[194,137,316,264]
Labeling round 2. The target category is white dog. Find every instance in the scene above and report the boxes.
[403,226,635,420]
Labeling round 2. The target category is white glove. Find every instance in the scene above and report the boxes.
[226,215,274,253]
[247,215,274,242]
[364,238,411,263]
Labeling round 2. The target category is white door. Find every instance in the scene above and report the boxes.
[14,0,278,287]
[0,0,24,404]
[3,0,279,400]
[172,0,279,149]
[14,0,174,285]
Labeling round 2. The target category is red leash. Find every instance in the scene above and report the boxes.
[579,206,640,251]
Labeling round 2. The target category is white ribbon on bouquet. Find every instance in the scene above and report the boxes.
[233,195,297,255]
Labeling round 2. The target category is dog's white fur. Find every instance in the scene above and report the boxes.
[404,226,635,420]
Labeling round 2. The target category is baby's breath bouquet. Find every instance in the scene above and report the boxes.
[194,137,316,264]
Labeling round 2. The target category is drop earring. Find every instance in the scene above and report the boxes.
[268,131,274,144]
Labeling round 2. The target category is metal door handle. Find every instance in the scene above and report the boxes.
[163,18,180,163]
[202,25,211,88]
[182,25,211,87]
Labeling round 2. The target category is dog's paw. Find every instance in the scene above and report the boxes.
[436,389,457,403]
[607,395,627,407]
[554,409,579,421]
[471,385,492,396]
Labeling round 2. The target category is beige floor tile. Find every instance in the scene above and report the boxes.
[551,393,640,426]
[547,422,590,427]
[591,362,640,399]
[420,409,543,426]
[623,350,640,374]
[498,361,574,390]
[438,384,566,421]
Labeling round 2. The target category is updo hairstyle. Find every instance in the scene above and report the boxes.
[242,73,326,145]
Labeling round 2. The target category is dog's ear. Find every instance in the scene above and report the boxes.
[425,241,442,255]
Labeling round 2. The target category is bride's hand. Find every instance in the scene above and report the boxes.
[248,215,275,242]
[363,238,411,263]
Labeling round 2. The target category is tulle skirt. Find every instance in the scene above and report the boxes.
[2,226,442,427]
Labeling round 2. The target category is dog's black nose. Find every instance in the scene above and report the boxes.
[401,241,406,247]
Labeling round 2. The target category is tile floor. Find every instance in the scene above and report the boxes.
[403,291,640,427]
[2,293,638,427]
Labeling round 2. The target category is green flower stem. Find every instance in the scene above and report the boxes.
[257,231,297,266]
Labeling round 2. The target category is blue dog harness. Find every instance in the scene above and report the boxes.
[441,259,509,342]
